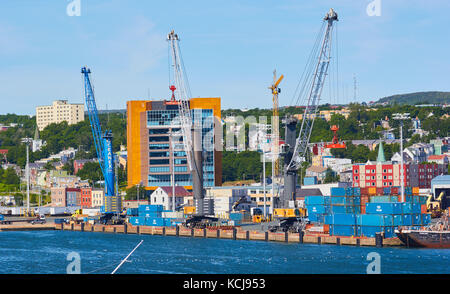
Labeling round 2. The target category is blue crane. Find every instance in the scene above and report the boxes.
[81,67,120,215]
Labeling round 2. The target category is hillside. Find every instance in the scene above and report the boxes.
[377,91,450,105]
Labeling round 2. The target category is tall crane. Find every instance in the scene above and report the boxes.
[269,70,284,177]
[281,8,339,209]
[167,31,205,216]
[81,67,121,216]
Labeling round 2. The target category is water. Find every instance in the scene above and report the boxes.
[0,230,449,274]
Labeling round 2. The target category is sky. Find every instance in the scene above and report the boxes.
[0,0,449,115]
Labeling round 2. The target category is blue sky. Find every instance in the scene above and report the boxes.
[0,0,449,115]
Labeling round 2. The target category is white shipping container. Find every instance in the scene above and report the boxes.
[162,211,184,218]
[82,208,100,216]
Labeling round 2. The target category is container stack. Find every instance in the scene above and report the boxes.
[128,205,178,227]
[305,186,432,238]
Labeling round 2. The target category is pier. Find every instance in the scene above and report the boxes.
[50,223,403,247]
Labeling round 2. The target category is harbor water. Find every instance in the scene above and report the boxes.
[0,230,449,274]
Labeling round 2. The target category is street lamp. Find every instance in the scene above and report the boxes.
[393,113,410,202]
[22,138,32,216]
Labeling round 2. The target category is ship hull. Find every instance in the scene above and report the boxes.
[396,230,450,248]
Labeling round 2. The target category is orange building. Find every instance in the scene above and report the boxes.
[127,98,222,192]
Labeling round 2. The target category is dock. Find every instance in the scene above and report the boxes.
[51,223,403,247]
[0,222,56,231]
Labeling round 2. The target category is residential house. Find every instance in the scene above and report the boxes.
[150,186,192,210]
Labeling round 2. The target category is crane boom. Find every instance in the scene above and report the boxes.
[82,67,119,214]
[167,31,194,172]
[280,9,338,209]
[287,9,338,171]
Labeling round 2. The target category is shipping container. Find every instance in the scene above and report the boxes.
[353,187,361,196]
[376,187,384,195]
[129,217,146,226]
[393,215,403,226]
[146,217,165,226]
[308,213,325,223]
[127,208,139,216]
[421,214,431,225]
[330,187,346,196]
[138,205,164,212]
[140,211,162,218]
[329,225,357,236]
[412,187,419,195]
[366,203,402,215]
[303,177,318,185]
[325,213,356,226]
[383,187,391,195]
[357,214,393,226]
[345,187,354,196]
[391,187,399,195]
[305,196,330,205]
[358,226,394,238]
[229,212,244,221]
[402,214,412,226]
[360,187,369,196]
[368,187,377,195]
[412,214,422,226]
[306,204,330,214]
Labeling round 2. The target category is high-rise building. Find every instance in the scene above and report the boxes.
[127,97,222,192]
[36,100,84,131]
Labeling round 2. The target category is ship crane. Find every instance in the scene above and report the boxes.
[281,8,339,209]
[167,30,206,217]
[81,67,121,219]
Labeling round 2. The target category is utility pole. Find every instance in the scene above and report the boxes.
[23,138,32,216]
[393,113,410,202]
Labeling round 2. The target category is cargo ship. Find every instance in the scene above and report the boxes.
[395,212,450,248]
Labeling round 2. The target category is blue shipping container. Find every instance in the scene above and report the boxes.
[330,225,357,236]
[146,217,165,226]
[325,213,356,226]
[306,205,330,214]
[345,187,354,196]
[402,214,412,226]
[421,214,431,225]
[303,177,318,185]
[127,208,139,216]
[138,205,164,212]
[358,226,394,238]
[357,214,393,226]
[331,187,346,196]
[139,211,162,218]
[305,196,330,205]
[412,214,422,226]
[129,217,146,226]
[353,187,361,196]
[308,213,325,223]
[366,203,402,215]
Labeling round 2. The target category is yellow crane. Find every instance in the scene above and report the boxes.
[269,70,284,177]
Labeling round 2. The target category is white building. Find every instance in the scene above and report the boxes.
[91,189,104,208]
[150,186,192,210]
[36,100,84,131]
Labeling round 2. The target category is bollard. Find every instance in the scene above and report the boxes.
[176,226,180,237]
[124,224,128,234]
[162,227,166,236]
[375,233,383,248]
[80,223,84,232]
[232,228,237,240]
[317,236,321,245]
[299,231,304,244]
[113,227,117,233]
[71,223,74,231]
[336,237,341,245]
[203,228,207,238]
[217,229,220,238]
[102,226,105,233]
[264,232,268,242]
[191,228,194,237]
[246,231,249,241]
[356,238,360,247]
[91,225,94,232]
[137,226,140,235]
[60,223,64,230]
[285,232,289,243]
